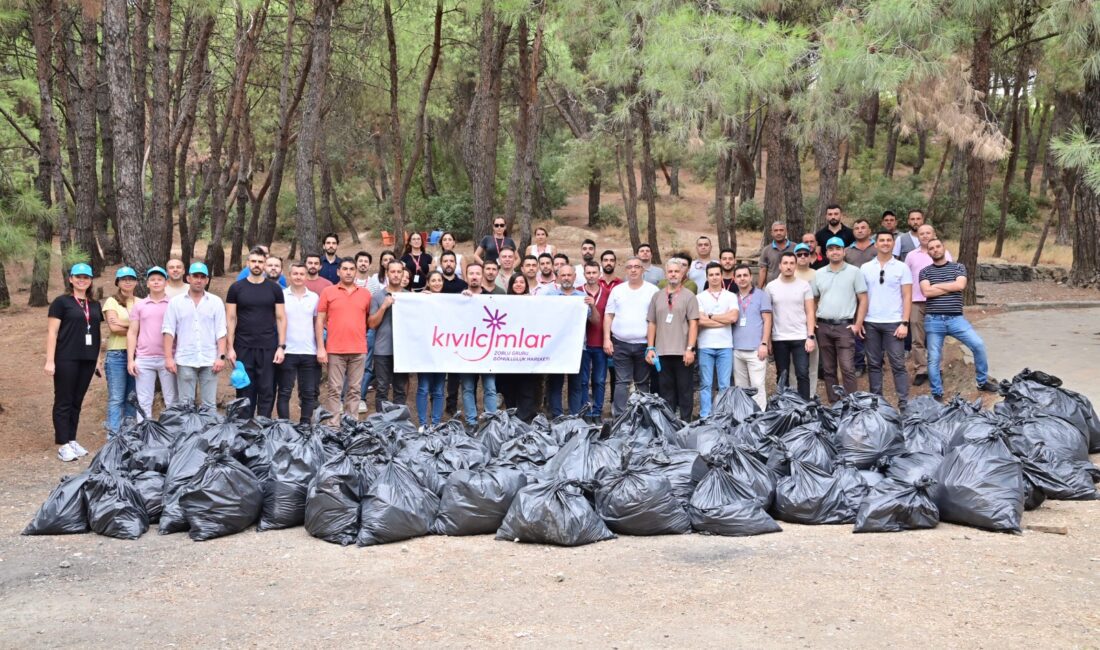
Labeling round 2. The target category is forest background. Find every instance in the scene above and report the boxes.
[2,0,1100,310]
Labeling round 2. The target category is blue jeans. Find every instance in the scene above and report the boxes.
[415,372,446,427]
[579,346,608,418]
[696,347,732,418]
[360,328,376,399]
[925,314,989,397]
[462,374,498,425]
[105,349,136,434]
[548,373,583,417]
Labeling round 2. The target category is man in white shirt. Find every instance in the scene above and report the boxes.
[603,256,660,417]
[687,235,718,290]
[162,262,228,408]
[860,231,913,410]
[164,258,188,298]
[896,209,924,260]
[278,262,320,422]
[696,263,739,418]
[531,253,558,296]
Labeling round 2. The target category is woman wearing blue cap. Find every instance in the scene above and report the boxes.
[103,267,139,434]
[44,263,103,462]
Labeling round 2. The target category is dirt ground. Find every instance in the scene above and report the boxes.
[2,176,1099,647]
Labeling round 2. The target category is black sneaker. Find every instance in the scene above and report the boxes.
[913,373,928,386]
[932,394,945,403]
[978,380,999,393]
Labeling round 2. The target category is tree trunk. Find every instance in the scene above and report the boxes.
[171,15,214,260]
[149,0,173,261]
[229,106,254,270]
[503,18,530,230]
[813,131,840,229]
[713,121,732,251]
[762,109,784,237]
[319,156,335,237]
[862,92,879,149]
[947,144,967,212]
[0,261,9,308]
[96,52,120,265]
[177,130,193,264]
[669,162,680,197]
[993,52,1027,258]
[517,6,547,254]
[29,0,60,306]
[587,169,601,226]
[925,141,952,224]
[883,114,900,178]
[637,99,660,263]
[1024,102,1050,195]
[619,123,640,251]
[68,9,103,274]
[1070,69,1100,287]
[959,23,994,306]
[774,104,804,239]
[461,0,510,244]
[295,0,338,260]
[104,0,158,272]
[913,129,927,175]
[423,116,439,196]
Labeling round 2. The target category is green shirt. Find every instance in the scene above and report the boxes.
[812,263,866,320]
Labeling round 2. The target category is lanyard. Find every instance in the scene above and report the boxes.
[585,285,603,305]
[737,289,754,314]
[412,252,424,269]
[721,277,735,291]
[707,289,724,302]
[494,236,505,252]
[75,296,91,331]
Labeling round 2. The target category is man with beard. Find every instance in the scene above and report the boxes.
[758,221,794,288]
[896,209,924,260]
[482,260,506,294]
[264,255,287,287]
[645,258,699,421]
[812,237,867,402]
[439,251,468,293]
[573,239,597,281]
[304,253,334,294]
[320,233,341,283]
[844,219,877,268]
[636,243,665,285]
[226,247,287,418]
[905,223,951,385]
[165,258,188,298]
[801,233,827,269]
[687,236,718,290]
[815,204,856,252]
[718,247,737,291]
[531,253,558,296]
[496,246,518,291]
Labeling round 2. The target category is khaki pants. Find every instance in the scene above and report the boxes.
[734,349,768,410]
[910,301,927,375]
[325,353,365,418]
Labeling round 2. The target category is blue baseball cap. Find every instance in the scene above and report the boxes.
[146,266,167,278]
[794,243,811,253]
[115,267,138,281]
[69,263,93,277]
[825,236,846,249]
[188,262,210,276]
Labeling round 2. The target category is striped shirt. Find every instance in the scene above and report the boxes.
[919,261,966,315]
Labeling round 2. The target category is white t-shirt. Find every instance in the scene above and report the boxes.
[605,281,659,344]
[687,259,717,291]
[696,289,737,349]
[283,288,319,355]
[765,277,813,341]
[861,257,913,323]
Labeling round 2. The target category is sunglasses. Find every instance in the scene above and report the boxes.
[879,269,886,285]
[493,223,506,228]
[795,252,810,257]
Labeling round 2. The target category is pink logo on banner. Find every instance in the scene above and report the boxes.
[431,305,552,362]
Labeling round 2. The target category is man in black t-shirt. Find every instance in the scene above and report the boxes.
[918,238,998,401]
[439,251,468,294]
[815,204,856,253]
[227,246,287,418]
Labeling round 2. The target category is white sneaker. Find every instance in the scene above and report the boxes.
[358,400,368,413]
[69,440,89,457]
[57,443,78,462]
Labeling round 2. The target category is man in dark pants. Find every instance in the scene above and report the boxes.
[859,231,912,411]
[603,257,659,418]
[815,203,856,252]
[277,262,321,422]
[645,258,699,421]
[226,247,287,418]
[812,237,867,402]
[368,260,409,410]
[319,232,341,284]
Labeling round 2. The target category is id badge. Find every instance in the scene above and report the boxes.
[85,333,93,346]
[739,316,747,327]
[413,274,420,284]
[665,313,673,325]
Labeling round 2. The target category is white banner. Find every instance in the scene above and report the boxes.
[393,293,588,374]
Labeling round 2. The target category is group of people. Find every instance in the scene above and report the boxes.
[44,209,996,463]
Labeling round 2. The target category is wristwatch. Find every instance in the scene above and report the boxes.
[687,345,696,352]
[807,335,816,340]
[278,344,287,349]
[219,354,227,360]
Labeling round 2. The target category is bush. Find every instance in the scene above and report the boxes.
[414,194,474,242]
[734,199,764,232]
[590,204,624,229]
[838,174,927,225]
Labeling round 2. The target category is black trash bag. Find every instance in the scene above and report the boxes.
[688,461,782,537]
[767,423,836,475]
[902,415,950,455]
[935,395,984,443]
[1006,411,1090,463]
[634,446,708,503]
[178,454,263,541]
[860,469,886,488]
[1024,480,1047,511]
[23,472,91,535]
[424,432,492,482]
[934,432,1025,532]
[766,381,816,412]
[122,417,175,473]
[998,368,1100,452]
[835,394,903,469]
[737,407,816,453]
[884,451,944,485]
[594,459,691,536]
[497,428,560,474]
[432,463,528,536]
[542,423,623,482]
[476,410,527,456]
[907,395,948,422]
[496,479,615,547]
[84,470,149,540]
[833,461,872,509]
[711,386,762,423]
[363,401,418,439]
[158,401,220,438]
[88,433,141,473]
[945,410,1015,451]
[357,460,440,546]
[774,457,862,525]
[610,391,683,451]
[258,430,327,531]
[304,452,377,546]
[722,443,778,510]
[130,470,165,522]
[854,476,940,533]
[667,415,736,455]
[1019,443,1099,501]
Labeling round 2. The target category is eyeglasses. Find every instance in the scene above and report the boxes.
[625,264,642,269]
[879,269,886,285]
[795,252,810,257]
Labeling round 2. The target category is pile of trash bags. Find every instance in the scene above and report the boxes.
[23,369,1100,546]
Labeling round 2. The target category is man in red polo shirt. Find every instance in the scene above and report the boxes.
[315,257,371,418]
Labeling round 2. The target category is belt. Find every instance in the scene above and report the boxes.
[926,313,963,318]
[818,318,853,326]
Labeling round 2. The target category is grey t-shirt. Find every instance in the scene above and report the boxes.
[646,287,701,356]
[759,241,794,283]
[370,289,395,355]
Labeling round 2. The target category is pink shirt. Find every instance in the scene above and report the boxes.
[905,248,952,302]
[131,295,172,357]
